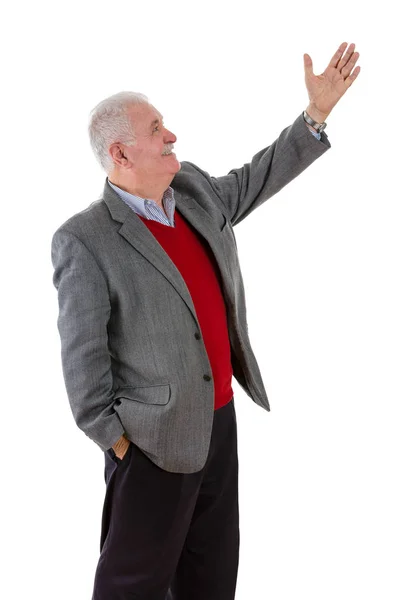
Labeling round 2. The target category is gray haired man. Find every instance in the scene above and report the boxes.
[52,42,360,599]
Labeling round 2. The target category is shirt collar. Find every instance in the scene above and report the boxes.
[107,179,176,227]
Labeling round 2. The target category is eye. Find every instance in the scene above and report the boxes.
[153,120,165,133]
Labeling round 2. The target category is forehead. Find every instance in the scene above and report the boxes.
[128,103,163,131]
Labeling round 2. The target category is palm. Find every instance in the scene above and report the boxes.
[304,42,361,117]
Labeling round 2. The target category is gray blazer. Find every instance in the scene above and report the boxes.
[51,112,330,473]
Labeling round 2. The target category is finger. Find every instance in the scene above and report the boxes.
[342,52,360,78]
[344,66,361,90]
[303,53,314,77]
[337,43,356,72]
[327,42,348,69]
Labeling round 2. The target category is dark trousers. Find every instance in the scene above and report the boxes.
[91,398,240,600]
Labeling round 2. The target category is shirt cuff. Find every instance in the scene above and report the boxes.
[310,129,321,141]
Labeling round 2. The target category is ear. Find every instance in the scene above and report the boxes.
[109,143,129,168]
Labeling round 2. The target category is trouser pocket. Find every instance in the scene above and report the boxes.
[109,441,132,466]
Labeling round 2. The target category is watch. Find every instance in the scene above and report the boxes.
[303,110,327,133]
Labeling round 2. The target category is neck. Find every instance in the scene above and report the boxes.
[108,170,172,206]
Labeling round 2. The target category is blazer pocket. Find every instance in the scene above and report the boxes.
[113,384,171,406]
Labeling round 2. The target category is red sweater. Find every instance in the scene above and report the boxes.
[138,209,233,410]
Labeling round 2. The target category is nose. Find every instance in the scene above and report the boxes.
[164,128,177,143]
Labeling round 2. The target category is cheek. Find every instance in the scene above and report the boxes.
[137,151,160,168]
[135,144,164,167]
[145,145,162,158]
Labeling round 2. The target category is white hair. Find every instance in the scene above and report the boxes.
[88,91,150,173]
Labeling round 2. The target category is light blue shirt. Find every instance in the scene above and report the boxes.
[109,127,322,228]
[108,180,176,227]
[309,130,321,141]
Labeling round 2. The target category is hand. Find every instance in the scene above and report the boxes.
[303,42,361,122]
[112,435,131,460]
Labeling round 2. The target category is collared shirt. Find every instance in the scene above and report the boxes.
[108,179,176,227]
[108,127,322,228]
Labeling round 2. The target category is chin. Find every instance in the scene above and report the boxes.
[169,157,181,173]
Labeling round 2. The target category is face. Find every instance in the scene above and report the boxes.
[121,103,181,180]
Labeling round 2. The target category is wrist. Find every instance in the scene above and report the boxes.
[112,434,127,451]
[305,104,330,124]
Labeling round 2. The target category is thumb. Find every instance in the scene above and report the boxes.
[303,53,314,77]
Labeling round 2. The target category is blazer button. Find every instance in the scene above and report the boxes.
[203,374,212,381]
[194,332,201,340]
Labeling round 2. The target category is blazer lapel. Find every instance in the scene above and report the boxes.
[102,181,229,327]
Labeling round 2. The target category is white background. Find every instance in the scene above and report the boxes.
[2,1,399,598]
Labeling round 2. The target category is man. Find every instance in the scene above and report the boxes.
[51,42,360,600]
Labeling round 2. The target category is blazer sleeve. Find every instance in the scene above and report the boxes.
[196,111,331,227]
[51,229,125,452]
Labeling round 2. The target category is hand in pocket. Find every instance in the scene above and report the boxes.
[113,436,131,460]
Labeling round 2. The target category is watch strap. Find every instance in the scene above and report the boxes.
[303,110,327,133]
